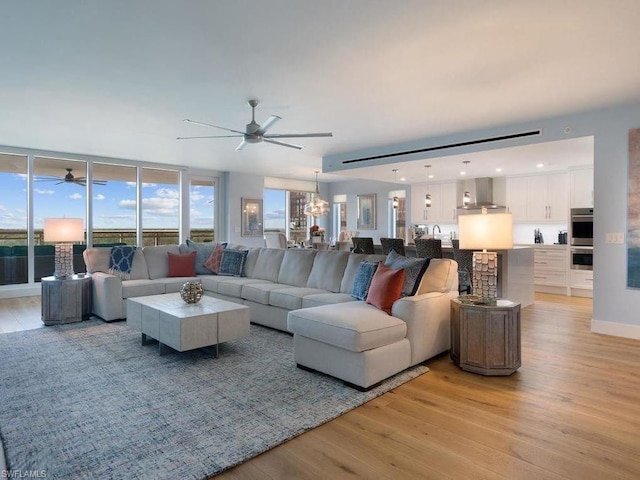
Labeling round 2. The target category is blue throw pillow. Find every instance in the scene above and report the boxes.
[218,249,249,277]
[351,261,379,300]
[384,250,430,297]
[184,239,221,275]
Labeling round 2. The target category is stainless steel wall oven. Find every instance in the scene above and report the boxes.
[571,208,594,246]
[571,247,593,270]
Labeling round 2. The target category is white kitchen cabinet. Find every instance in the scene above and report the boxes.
[534,246,568,289]
[505,176,529,221]
[570,269,593,289]
[411,182,458,224]
[438,182,458,223]
[570,167,594,208]
[506,173,569,223]
[527,173,569,222]
[411,183,430,223]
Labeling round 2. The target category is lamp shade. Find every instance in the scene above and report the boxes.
[458,212,513,250]
[44,218,84,243]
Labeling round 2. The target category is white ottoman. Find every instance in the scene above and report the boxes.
[287,302,412,390]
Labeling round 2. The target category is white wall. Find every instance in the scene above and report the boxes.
[328,178,402,242]
[223,171,330,248]
[324,101,640,339]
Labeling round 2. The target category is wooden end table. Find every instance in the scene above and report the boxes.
[41,274,92,325]
[450,298,521,376]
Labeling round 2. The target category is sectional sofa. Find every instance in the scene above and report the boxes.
[83,244,459,389]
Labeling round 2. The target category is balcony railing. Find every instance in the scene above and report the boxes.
[0,229,214,247]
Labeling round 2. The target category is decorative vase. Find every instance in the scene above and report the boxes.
[180,281,204,304]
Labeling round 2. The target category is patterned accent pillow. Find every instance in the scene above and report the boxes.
[185,239,216,275]
[167,251,197,277]
[203,243,226,274]
[366,263,405,314]
[108,246,137,279]
[384,250,431,297]
[218,249,249,277]
[351,261,379,301]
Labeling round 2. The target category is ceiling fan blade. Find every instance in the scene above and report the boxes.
[263,138,303,150]
[34,177,62,182]
[235,140,247,151]
[92,180,108,185]
[177,135,244,140]
[257,115,281,135]
[263,132,333,139]
[183,119,246,136]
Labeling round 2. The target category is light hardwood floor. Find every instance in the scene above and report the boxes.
[1,294,639,479]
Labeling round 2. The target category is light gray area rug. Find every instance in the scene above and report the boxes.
[0,320,428,479]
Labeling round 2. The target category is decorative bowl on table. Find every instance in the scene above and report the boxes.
[180,281,204,304]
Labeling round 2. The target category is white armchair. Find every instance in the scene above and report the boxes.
[264,232,287,248]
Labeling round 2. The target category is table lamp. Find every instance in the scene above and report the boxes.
[44,218,84,279]
[458,207,513,303]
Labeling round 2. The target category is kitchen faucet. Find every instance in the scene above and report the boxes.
[433,224,441,234]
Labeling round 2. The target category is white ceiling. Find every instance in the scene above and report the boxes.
[0,1,638,183]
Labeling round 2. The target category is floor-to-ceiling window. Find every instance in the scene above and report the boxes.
[0,146,218,294]
[0,154,28,285]
[189,178,215,242]
[92,163,137,245]
[34,157,88,282]
[141,168,180,246]
[264,189,287,236]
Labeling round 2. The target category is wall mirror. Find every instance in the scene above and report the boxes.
[241,198,263,237]
[357,194,376,230]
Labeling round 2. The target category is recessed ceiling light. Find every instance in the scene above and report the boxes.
[428,174,434,179]
[496,168,502,172]
[400,177,406,182]
[537,163,544,168]
[460,171,466,176]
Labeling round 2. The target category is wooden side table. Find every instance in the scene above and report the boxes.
[450,298,521,375]
[41,274,92,325]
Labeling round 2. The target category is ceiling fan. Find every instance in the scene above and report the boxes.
[35,168,107,186]
[177,99,333,151]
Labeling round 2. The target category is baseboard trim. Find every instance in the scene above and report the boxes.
[591,318,640,340]
[0,285,40,299]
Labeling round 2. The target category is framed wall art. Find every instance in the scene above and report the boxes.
[241,198,263,237]
[357,194,376,230]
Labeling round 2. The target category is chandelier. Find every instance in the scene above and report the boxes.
[304,171,329,218]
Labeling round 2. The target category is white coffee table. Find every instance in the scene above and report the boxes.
[126,293,250,356]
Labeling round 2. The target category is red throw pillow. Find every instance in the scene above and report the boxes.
[203,243,225,274]
[366,263,405,314]
[167,251,197,277]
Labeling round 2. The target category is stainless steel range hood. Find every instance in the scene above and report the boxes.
[457,177,507,211]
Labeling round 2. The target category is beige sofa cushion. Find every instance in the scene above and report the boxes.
[252,248,285,282]
[301,293,356,308]
[339,253,386,294]
[417,258,458,294]
[243,248,261,278]
[218,278,271,297]
[242,283,287,305]
[143,245,181,280]
[307,251,349,292]
[155,277,199,293]
[277,249,316,286]
[269,287,329,310]
[122,279,165,298]
[287,302,407,353]
[83,247,149,280]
